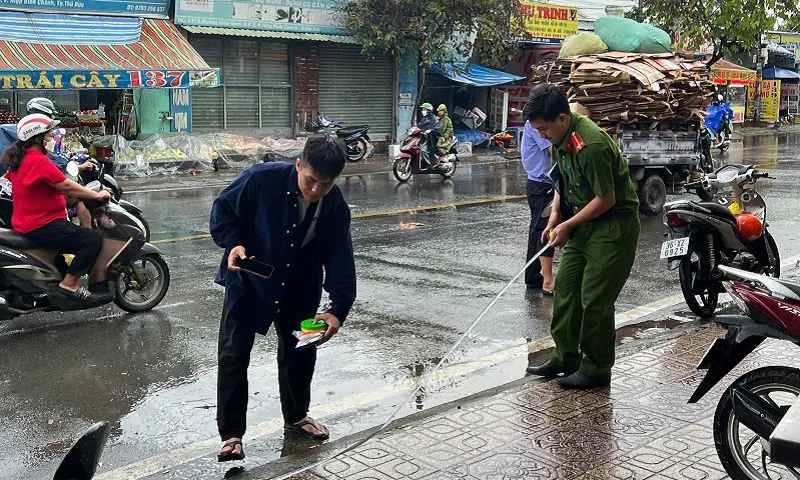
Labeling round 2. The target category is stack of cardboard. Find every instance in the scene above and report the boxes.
[538,52,712,132]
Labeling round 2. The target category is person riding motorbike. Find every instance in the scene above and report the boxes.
[436,104,454,158]
[1,114,110,300]
[27,98,94,227]
[704,94,734,138]
[698,94,733,172]
[417,102,440,170]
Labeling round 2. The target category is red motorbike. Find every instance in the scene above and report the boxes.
[689,264,800,479]
[393,127,458,182]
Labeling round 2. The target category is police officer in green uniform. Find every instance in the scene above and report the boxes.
[525,84,640,389]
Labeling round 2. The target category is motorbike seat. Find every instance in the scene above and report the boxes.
[774,278,800,299]
[696,202,736,222]
[0,227,36,249]
[336,126,369,138]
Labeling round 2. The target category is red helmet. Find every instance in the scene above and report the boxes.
[736,213,763,241]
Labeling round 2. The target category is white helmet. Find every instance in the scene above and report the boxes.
[17,114,59,141]
[26,97,55,117]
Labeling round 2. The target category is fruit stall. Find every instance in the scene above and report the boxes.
[0,16,220,170]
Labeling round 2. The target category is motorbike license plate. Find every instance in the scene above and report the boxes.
[660,238,689,259]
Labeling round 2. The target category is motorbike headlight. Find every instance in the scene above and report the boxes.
[722,281,749,314]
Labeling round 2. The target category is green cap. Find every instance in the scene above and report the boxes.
[437,104,447,112]
[420,103,433,110]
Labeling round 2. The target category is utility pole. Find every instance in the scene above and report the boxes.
[754,34,768,126]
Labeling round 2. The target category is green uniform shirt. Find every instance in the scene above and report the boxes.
[552,112,639,219]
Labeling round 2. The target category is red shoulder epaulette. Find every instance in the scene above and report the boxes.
[570,132,585,152]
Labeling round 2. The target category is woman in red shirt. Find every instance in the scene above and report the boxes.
[2,114,110,300]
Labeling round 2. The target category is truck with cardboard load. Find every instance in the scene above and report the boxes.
[545,52,712,216]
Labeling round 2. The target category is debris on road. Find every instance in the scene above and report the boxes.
[399,222,425,229]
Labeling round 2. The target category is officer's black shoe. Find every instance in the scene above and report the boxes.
[557,371,611,390]
[526,360,577,378]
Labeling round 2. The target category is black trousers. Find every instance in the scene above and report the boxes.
[217,295,319,440]
[525,179,555,286]
[24,219,103,277]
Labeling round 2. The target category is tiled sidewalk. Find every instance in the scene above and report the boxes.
[288,325,800,480]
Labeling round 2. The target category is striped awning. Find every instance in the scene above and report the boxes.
[0,17,219,89]
[181,25,359,44]
[0,12,143,45]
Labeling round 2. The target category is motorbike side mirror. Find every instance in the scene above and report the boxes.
[65,161,80,178]
[53,421,109,480]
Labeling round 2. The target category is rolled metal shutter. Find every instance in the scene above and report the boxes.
[259,42,291,128]
[318,44,394,141]
[190,35,290,132]
[189,35,224,132]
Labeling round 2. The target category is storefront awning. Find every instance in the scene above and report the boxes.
[710,59,756,85]
[182,26,360,44]
[432,62,526,87]
[763,67,800,80]
[0,12,143,45]
[0,16,219,89]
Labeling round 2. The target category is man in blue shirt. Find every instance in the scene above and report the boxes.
[210,136,357,461]
[521,121,555,293]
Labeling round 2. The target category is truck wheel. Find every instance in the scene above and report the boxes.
[638,174,666,216]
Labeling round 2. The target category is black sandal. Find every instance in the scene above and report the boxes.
[284,417,330,440]
[217,440,245,462]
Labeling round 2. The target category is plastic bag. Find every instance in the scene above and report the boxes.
[455,129,491,146]
[638,23,672,54]
[594,17,671,54]
[559,32,608,58]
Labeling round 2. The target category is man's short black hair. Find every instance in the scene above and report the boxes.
[301,135,347,179]
[523,83,571,122]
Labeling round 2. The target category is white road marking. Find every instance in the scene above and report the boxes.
[94,252,800,479]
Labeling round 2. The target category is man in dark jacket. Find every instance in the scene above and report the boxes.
[210,136,357,461]
[417,102,440,169]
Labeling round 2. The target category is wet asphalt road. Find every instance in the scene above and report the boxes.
[5,135,800,479]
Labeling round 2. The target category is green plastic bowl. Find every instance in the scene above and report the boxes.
[301,319,326,332]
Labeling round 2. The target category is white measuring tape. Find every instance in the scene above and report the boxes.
[274,243,554,479]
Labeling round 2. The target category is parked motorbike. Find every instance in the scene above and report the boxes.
[688,265,800,480]
[304,112,371,162]
[661,164,780,318]
[0,162,170,318]
[393,127,458,182]
[54,422,109,480]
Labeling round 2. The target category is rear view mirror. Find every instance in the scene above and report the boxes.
[53,421,109,480]
[65,161,80,177]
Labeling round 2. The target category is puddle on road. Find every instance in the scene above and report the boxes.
[615,315,697,346]
[526,313,700,366]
